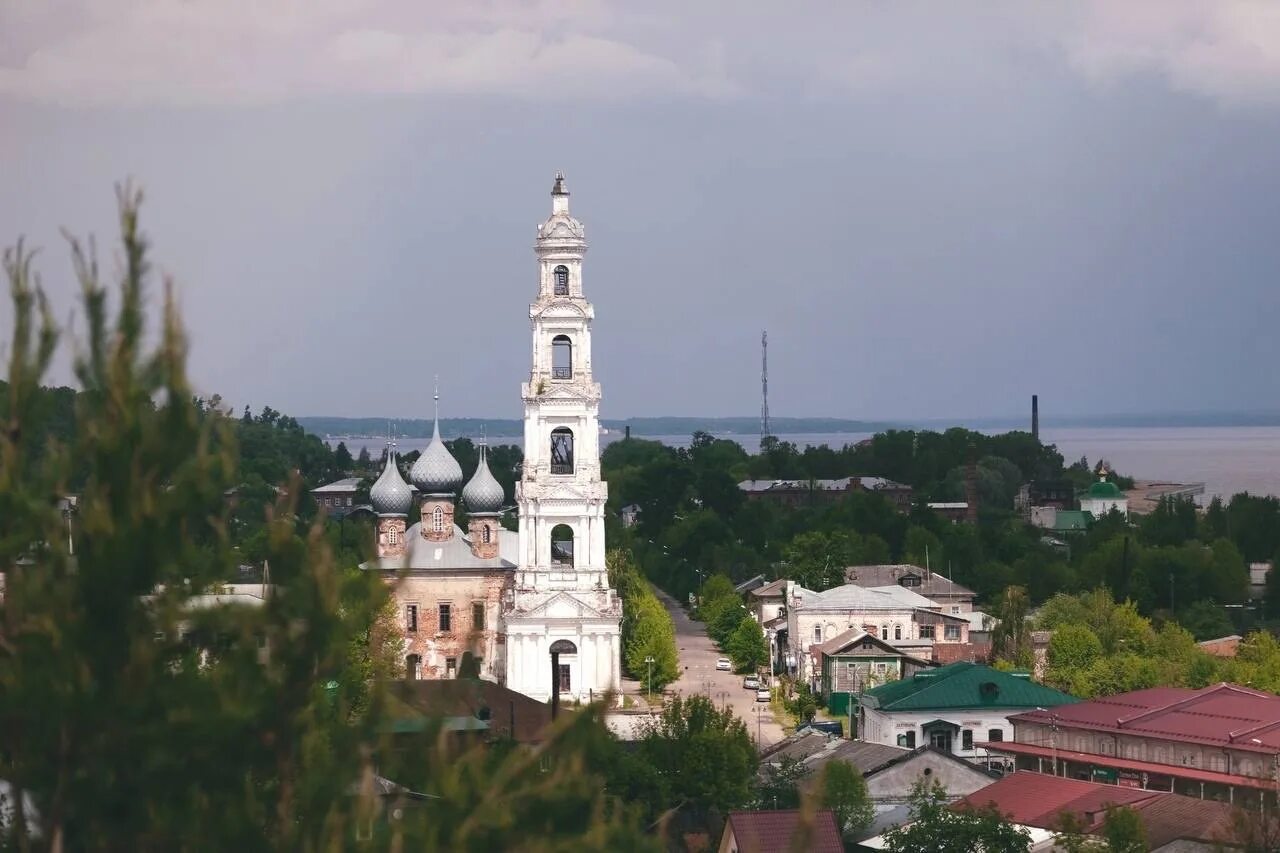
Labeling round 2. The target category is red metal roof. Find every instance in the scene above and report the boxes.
[959,772,1238,847]
[1009,682,1280,753]
[723,809,844,853]
[979,740,1271,790]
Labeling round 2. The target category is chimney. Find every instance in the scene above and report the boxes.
[965,443,979,525]
[625,425,631,440]
[1031,395,1040,442]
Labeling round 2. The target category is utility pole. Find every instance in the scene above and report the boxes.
[760,330,770,442]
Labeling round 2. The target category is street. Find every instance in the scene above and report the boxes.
[653,587,787,748]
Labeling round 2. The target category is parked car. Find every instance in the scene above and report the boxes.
[756,687,771,702]
[743,676,760,690]
[715,657,732,671]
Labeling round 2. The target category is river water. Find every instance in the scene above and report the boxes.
[327,426,1280,501]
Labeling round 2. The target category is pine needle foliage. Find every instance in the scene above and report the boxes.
[0,188,656,852]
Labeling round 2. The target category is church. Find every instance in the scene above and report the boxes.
[363,175,623,703]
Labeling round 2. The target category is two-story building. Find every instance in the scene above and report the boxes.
[843,564,977,616]
[985,682,1280,806]
[858,662,1077,767]
[784,581,971,686]
[816,628,933,717]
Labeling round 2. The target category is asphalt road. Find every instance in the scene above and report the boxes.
[653,587,786,748]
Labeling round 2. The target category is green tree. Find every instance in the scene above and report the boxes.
[609,549,680,691]
[881,779,1031,853]
[633,695,757,819]
[625,595,681,690]
[1101,805,1147,852]
[333,440,354,473]
[783,530,856,591]
[818,760,874,838]
[725,614,769,672]
[990,586,1034,668]
[0,192,656,851]
[755,755,806,810]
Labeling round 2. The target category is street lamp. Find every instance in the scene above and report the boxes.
[644,655,655,703]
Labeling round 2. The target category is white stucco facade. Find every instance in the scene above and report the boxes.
[784,581,970,685]
[860,707,1023,762]
[503,175,622,703]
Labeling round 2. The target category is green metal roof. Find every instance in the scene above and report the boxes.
[1085,480,1123,499]
[1052,510,1092,532]
[858,662,1078,712]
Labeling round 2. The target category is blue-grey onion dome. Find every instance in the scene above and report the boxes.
[370,450,413,517]
[462,447,505,514]
[410,417,463,495]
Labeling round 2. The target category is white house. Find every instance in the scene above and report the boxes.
[783,581,971,685]
[857,662,1077,767]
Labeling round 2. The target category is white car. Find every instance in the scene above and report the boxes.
[715,657,732,671]
[756,688,771,702]
[743,676,760,690]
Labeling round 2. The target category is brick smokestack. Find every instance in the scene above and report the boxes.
[1032,394,1040,442]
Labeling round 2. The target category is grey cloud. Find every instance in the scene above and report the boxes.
[4,2,1280,108]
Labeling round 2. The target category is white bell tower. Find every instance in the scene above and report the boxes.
[503,174,622,703]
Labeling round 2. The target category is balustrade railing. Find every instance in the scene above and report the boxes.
[552,367,572,379]
[551,463,574,475]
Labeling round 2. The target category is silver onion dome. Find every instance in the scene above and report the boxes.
[370,448,413,517]
[462,445,505,514]
[409,413,463,495]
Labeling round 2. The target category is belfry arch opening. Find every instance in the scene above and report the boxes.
[550,427,574,474]
[552,335,572,379]
[553,265,569,296]
[550,524,575,568]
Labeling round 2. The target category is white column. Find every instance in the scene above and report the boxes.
[611,632,621,691]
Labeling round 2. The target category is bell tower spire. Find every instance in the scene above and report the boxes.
[505,174,621,704]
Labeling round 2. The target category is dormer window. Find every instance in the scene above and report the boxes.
[900,575,921,588]
[553,265,569,296]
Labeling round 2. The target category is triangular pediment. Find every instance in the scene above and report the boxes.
[527,591,605,619]
[539,300,587,318]
[538,382,599,403]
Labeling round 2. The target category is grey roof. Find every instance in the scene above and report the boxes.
[370,449,413,517]
[409,411,463,495]
[461,445,505,514]
[738,476,909,493]
[750,578,789,599]
[362,523,516,572]
[844,564,976,598]
[312,477,361,493]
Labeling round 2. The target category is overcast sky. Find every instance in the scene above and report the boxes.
[3,1,1280,422]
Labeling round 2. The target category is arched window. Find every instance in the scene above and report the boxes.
[550,428,574,474]
[550,524,575,568]
[387,527,399,546]
[406,654,421,680]
[551,335,572,379]
[482,524,492,544]
[432,506,444,533]
[553,265,569,296]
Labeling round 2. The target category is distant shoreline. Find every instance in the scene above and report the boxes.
[298,412,1280,440]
